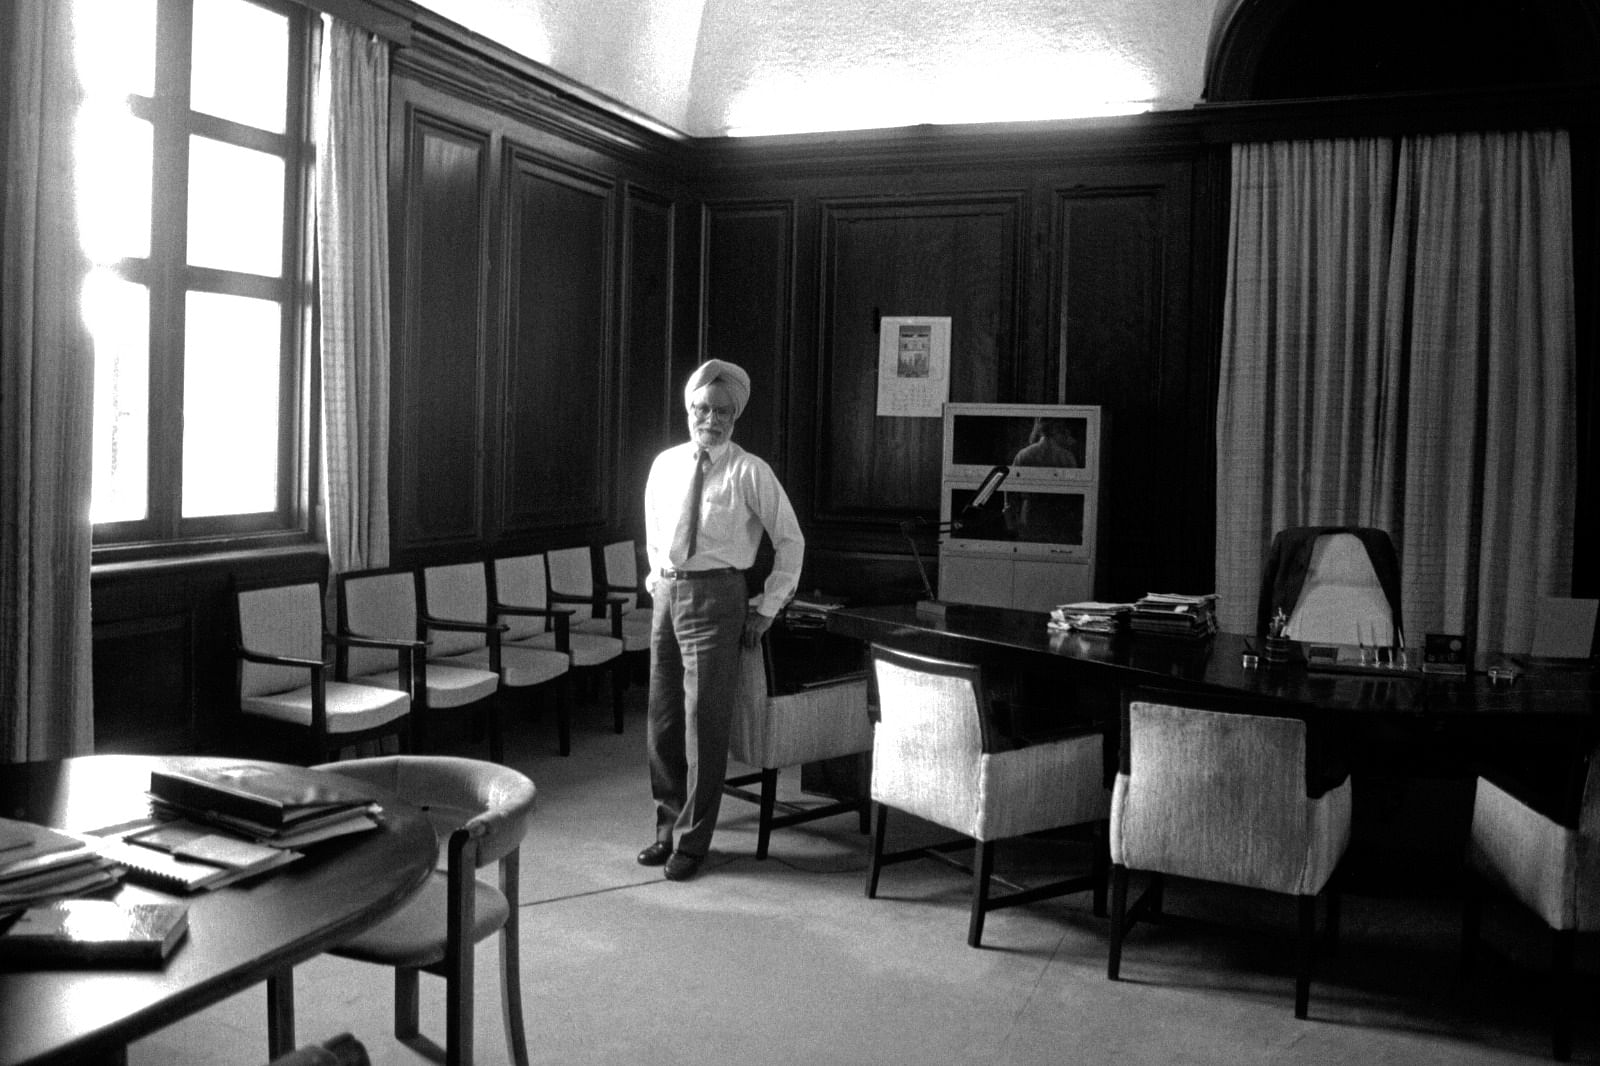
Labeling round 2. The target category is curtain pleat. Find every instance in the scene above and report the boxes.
[1,0,97,759]
[1216,129,1576,658]
[315,17,391,578]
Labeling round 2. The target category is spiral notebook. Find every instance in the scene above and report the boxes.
[98,835,300,893]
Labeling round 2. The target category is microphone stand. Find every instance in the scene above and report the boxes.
[900,464,1010,618]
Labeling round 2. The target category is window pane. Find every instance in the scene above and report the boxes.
[186,136,285,276]
[191,0,289,133]
[72,0,157,100]
[86,271,151,524]
[75,108,153,264]
[183,292,281,517]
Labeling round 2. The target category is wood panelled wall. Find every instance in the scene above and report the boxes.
[694,137,1223,605]
[87,18,1597,754]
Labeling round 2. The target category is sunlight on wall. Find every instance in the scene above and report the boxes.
[723,44,1156,136]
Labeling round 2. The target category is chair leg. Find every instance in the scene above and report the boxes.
[1552,928,1575,1062]
[611,664,626,734]
[756,768,778,861]
[865,803,889,899]
[1108,864,1129,980]
[395,967,421,1039]
[266,968,295,1060]
[1091,822,1109,918]
[1295,894,1315,1019]
[500,858,530,1066]
[968,840,995,948]
[557,676,572,757]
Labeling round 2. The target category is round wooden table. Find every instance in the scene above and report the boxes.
[0,755,437,1066]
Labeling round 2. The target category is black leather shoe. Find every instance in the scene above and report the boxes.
[637,841,673,866]
[663,852,703,881]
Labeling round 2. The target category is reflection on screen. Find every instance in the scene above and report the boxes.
[950,414,1087,471]
[951,488,1084,546]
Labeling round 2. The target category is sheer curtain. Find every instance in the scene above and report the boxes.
[1,0,96,759]
[1215,130,1577,657]
[314,16,391,578]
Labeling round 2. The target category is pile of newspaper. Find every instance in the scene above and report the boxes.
[1129,592,1218,640]
[1048,601,1133,635]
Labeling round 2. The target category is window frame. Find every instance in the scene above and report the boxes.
[89,0,320,561]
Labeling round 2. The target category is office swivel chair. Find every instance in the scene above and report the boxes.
[1257,526,1403,645]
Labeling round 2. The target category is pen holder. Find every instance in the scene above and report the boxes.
[1262,635,1296,666]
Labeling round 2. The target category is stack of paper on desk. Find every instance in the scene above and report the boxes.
[0,818,122,916]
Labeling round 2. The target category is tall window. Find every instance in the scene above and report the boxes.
[74,0,313,551]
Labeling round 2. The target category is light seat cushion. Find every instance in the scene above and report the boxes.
[510,630,622,668]
[975,736,1109,841]
[729,643,873,768]
[240,681,409,733]
[572,614,649,652]
[1110,701,1351,897]
[1468,777,1600,931]
[332,871,509,968]
[446,646,568,688]
[359,663,499,710]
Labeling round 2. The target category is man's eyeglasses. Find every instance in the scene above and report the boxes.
[690,403,735,423]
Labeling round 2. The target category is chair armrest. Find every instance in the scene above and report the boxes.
[548,590,629,609]
[602,582,639,596]
[492,602,573,620]
[336,631,425,652]
[238,647,330,670]
[421,613,510,635]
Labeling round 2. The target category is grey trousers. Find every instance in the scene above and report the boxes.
[646,570,746,858]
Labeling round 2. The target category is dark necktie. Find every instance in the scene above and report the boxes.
[670,448,709,566]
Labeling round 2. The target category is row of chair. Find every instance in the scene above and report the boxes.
[233,546,651,764]
[860,642,1594,1059]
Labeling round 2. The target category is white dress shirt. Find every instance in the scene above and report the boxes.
[644,440,804,617]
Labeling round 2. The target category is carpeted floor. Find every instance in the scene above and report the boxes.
[129,685,1594,1065]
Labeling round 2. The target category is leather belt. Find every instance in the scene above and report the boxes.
[658,567,741,581]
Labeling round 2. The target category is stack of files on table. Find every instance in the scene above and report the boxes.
[1129,592,1219,640]
[0,818,122,917]
[146,763,382,849]
[784,593,847,632]
[1048,602,1133,635]
[96,822,302,894]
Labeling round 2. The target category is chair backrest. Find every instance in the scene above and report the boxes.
[868,644,998,806]
[1285,532,1394,645]
[491,554,550,642]
[546,546,594,601]
[237,582,324,698]
[316,755,535,870]
[1115,686,1348,894]
[602,540,640,611]
[420,563,490,657]
[339,569,418,679]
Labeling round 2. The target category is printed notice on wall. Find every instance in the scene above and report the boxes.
[876,316,951,417]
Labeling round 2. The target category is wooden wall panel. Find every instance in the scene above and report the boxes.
[816,196,1022,529]
[1054,168,1203,601]
[619,186,676,537]
[392,109,490,554]
[700,202,794,469]
[498,150,615,537]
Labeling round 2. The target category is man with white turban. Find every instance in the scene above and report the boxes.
[637,359,804,881]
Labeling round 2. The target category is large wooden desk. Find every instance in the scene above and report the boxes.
[0,755,437,1066]
[828,602,1600,728]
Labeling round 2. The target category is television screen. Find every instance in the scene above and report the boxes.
[943,403,1100,483]
[943,483,1091,558]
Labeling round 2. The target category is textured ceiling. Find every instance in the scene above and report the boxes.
[413,0,1225,136]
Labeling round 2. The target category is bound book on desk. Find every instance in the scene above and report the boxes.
[149,764,372,831]
[0,899,188,966]
[97,825,302,894]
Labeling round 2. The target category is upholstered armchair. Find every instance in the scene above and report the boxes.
[1108,685,1352,1018]
[1463,748,1600,1060]
[866,643,1109,948]
[722,632,873,859]
[233,580,413,763]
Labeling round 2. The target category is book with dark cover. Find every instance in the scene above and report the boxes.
[0,899,188,965]
[149,764,371,830]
